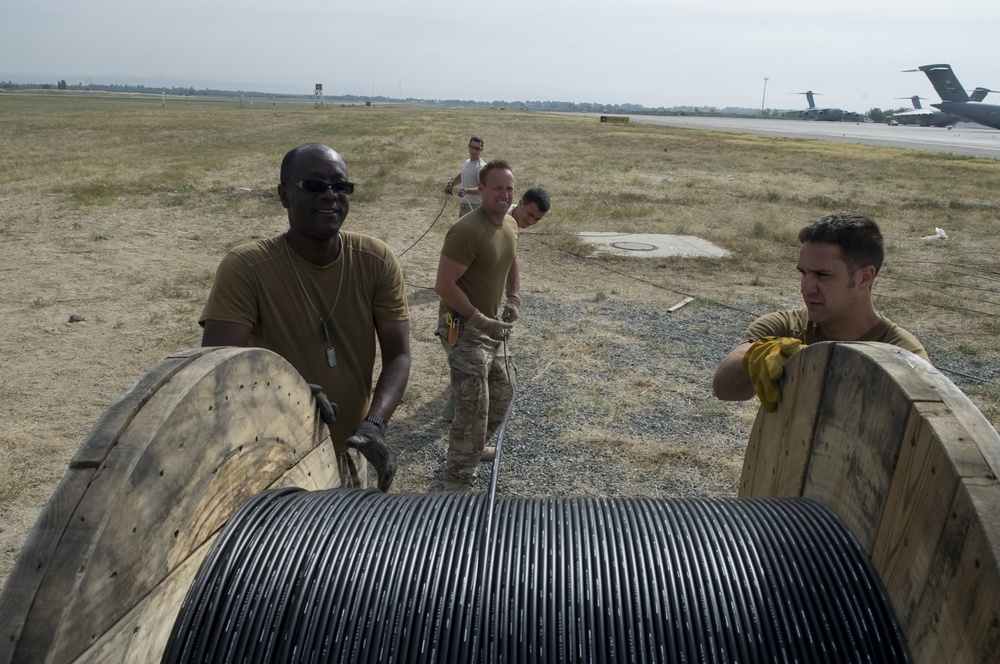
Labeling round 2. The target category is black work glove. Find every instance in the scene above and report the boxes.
[344,421,397,492]
[309,384,338,425]
[444,182,454,196]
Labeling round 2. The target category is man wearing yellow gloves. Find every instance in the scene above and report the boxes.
[713,212,929,412]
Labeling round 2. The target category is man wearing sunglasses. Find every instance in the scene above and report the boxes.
[445,135,486,217]
[200,144,411,492]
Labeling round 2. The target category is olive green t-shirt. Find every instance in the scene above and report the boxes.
[745,308,929,362]
[439,207,518,317]
[200,231,409,447]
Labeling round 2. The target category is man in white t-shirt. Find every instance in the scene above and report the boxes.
[445,136,486,217]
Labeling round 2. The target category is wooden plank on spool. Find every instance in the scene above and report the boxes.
[906,481,1000,664]
[936,388,1000,486]
[802,343,926,552]
[871,401,991,631]
[0,348,215,663]
[67,434,341,664]
[741,340,1000,662]
[80,535,217,664]
[3,347,334,664]
[739,342,833,497]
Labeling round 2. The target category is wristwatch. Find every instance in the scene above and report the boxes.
[364,413,387,432]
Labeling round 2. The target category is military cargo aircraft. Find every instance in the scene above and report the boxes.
[909,64,1000,130]
[890,96,962,127]
[796,91,860,122]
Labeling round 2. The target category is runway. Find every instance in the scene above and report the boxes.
[569,113,1000,160]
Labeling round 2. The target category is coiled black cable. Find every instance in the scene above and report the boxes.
[163,492,910,664]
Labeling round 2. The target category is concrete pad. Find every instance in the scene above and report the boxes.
[577,232,730,258]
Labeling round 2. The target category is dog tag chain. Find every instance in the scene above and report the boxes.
[321,322,337,367]
[285,234,345,367]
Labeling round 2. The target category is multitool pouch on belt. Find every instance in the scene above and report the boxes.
[446,312,461,347]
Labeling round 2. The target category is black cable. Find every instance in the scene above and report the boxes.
[164,493,913,662]
[396,192,451,259]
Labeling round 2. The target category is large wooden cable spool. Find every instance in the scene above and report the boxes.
[741,341,1000,664]
[0,347,354,664]
[1,342,998,662]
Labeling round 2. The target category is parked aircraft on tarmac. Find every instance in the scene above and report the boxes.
[909,64,1000,130]
[795,91,860,121]
[890,96,962,127]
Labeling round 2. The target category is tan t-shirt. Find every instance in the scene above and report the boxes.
[745,308,929,362]
[200,231,409,447]
[439,207,518,317]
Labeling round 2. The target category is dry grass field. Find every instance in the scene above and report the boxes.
[3,92,1000,587]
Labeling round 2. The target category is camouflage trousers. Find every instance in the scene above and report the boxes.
[459,201,481,217]
[439,314,516,491]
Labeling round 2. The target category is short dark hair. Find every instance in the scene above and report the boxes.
[470,136,484,146]
[478,159,513,185]
[279,143,334,183]
[521,187,551,213]
[798,212,884,274]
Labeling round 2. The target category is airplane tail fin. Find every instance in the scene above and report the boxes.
[916,64,970,102]
[895,95,923,109]
[970,87,991,102]
[797,91,817,108]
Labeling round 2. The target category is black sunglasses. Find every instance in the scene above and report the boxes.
[294,180,355,195]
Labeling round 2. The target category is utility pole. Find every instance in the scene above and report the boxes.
[761,77,769,117]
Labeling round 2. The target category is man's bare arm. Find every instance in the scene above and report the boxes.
[505,255,520,301]
[369,318,411,422]
[712,341,756,401]
[434,254,476,317]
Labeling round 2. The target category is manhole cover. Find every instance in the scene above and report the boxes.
[611,241,657,251]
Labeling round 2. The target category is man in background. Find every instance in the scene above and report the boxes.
[445,135,486,217]
[435,159,520,491]
[440,187,551,425]
[508,187,551,231]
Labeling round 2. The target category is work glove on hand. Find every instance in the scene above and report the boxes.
[344,421,397,492]
[501,294,521,323]
[309,384,338,426]
[457,187,466,198]
[444,182,454,196]
[740,337,807,413]
[469,309,513,341]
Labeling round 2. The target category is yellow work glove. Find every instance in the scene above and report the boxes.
[740,336,807,412]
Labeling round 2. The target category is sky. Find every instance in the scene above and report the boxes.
[2,0,999,112]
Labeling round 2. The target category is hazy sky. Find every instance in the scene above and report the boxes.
[2,0,998,111]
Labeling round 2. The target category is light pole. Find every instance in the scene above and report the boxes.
[761,77,769,117]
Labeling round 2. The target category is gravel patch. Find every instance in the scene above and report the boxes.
[392,294,760,499]
[390,291,1000,500]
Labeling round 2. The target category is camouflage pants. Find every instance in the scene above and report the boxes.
[439,314,516,491]
[459,201,481,217]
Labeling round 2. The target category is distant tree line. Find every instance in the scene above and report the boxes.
[2,79,897,121]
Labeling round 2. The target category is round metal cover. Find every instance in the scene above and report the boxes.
[611,241,657,251]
